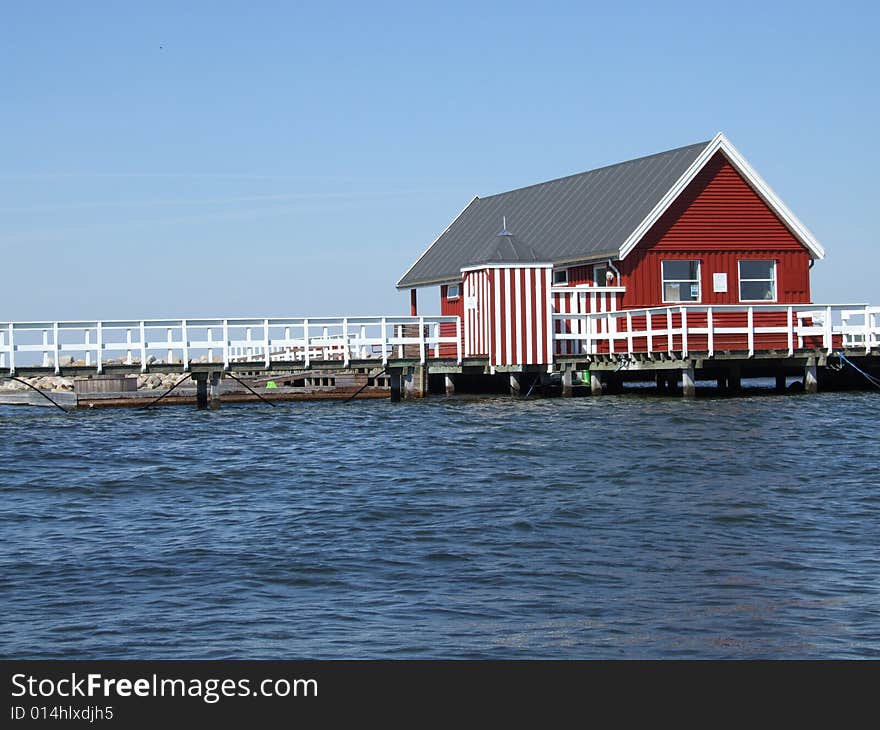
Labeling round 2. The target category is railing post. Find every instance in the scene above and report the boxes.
[53,322,60,374]
[456,316,462,364]
[8,323,14,374]
[433,321,439,359]
[825,305,833,354]
[322,326,329,360]
[397,324,403,359]
[166,327,173,365]
[646,310,653,357]
[680,307,688,357]
[140,321,147,372]
[182,320,190,371]
[381,316,388,365]
[707,307,714,357]
[626,311,633,355]
[747,307,754,357]
[85,329,92,368]
[607,312,614,355]
[666,308,673,355]
[342,318,350,367]
[418,316,425,364]
[42,329,49,367]
[96,321,103,373]
[264,319,271,368]
[0,328,5,370]
[786,306,794,356]
[303,318,310,368]
[223,319,230,370]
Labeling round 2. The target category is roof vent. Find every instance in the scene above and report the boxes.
[497,216,512,236]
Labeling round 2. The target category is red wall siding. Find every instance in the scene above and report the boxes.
[566,265,591,286]
[440,283,464,319]
[439,283,465,358]
[620,152,812,309]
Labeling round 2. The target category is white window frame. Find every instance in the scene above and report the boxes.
[552,268,568,285]
[661,260,702,304]
[446,283,460,300]
[738,260,777,302]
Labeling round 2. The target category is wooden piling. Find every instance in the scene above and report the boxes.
[804,359,819,394]
[682,365,696,398]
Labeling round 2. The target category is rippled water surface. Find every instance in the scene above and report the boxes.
[2,392,879,658]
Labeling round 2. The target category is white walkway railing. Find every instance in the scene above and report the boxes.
[553,304,880,358]
[0,316,462,374]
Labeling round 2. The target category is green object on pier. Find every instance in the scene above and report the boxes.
[265,381,278,389]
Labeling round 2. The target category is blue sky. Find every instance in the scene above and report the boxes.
[2,1,878,320]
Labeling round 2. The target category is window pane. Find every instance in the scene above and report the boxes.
[594,266,607,286]
[447,285,459,298]
[740,280,775,300]
[663,260,698,280]
[665,282,699,302]
[740,260,774,279]
[553,270,567,284]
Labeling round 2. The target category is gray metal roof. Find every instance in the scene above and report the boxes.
[397,140,711,288]
[467,230,543,267]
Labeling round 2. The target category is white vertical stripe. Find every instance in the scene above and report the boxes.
[505,268,513,365]
[493,268,502,366]
[536,271,544,364]
[514,268,523,365]
[463,275,471,357]
[477,271,483,355]
[525,269,533,364]
[545,269,553,364]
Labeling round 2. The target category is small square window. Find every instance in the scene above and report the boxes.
[662,260,701,302]
[552,269,568,285]
[446,284,460,299]
[738,260,776,301]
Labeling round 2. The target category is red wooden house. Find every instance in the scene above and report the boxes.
[397,133,830,365]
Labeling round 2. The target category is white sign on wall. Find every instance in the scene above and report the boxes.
[713,273,728,293]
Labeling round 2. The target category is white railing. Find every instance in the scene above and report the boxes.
[553,304,880,358]
[0,315,462,374]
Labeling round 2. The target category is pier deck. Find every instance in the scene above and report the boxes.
[1,305,878,407]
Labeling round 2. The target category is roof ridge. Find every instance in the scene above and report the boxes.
[479,140,711,201]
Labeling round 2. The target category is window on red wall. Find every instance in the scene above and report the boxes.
[662,260,701,302]
[738,260,776,302]
[446,284,460,299]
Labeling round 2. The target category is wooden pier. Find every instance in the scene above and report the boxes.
[1,305,878,410]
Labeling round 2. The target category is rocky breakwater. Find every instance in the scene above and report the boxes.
[0,374,186,392]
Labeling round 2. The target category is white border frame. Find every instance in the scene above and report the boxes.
[738,259,778,303]
[661,259,702,304]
